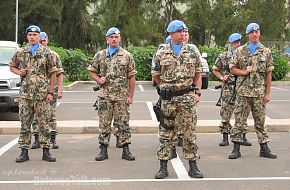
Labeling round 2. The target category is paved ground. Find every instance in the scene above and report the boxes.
[0,133,289,190]
[1,81,290,189]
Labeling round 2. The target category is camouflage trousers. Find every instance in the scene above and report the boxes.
[157,94,199,161]
[98,98,131,146]
[18,98,51,149]
[219,95,249,134]
[31,96,58,135]
[230,96,269,144]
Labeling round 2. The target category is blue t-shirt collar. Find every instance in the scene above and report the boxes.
[170,42,182,56]
[249,41,260,56]
[29,43,39,55]
[108,46,119,59]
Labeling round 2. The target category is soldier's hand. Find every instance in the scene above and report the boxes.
[127,97,133,104]
[193,94,200,103]
[98,77,107,85]
[245,66,252,74]
[19,69,28,77]
[264,94,270,103]
[57,91,63,99]
[223,75,229,82]
[46,94,53,102]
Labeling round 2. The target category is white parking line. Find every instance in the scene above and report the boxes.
[0,177,289,184]
[146,102,157,121]
[0,137,19,157]
[138,85,145,92]
[271,87,289,91]
[170,154,190,179]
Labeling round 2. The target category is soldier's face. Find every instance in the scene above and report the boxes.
[41,38,48,46]
[27,32,40,45]
[231,41,241,49]
[106,34,121,48]
[170,29,186,44]
[247,30,260,44]
[184,32,189,43]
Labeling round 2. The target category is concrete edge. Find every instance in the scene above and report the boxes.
[1,119,289,134]
[63,80,290,90]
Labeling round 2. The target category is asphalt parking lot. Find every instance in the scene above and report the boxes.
[0,82,290,189]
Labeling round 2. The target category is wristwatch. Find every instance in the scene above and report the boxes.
[196,92,201,97]
[220,76,224,81]
[48,92,54,96]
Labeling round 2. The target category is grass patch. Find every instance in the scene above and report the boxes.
[63,80,74,86]
[281,76,290,81]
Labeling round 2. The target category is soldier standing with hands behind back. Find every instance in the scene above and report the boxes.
[9,25,57,162]
[152,20,203,179]
[212,33,251,147]
[88,27,136,161]
[229,23,277,159]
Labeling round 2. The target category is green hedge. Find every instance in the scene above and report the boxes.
[50,46,91,81]
[49,45,289,82]
[127,46,157,81]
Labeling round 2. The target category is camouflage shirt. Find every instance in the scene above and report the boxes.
[51,50,64,76]
[213,49,236,95]
[9,44,57,101]
[229,42,274,97]
[151,42,202,90]
[87,47,136,100]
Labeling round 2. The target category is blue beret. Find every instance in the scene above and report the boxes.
[228,33,242,43]
[165,35,171,44]
[106,27,120,36]
[40,32,48,40]
[246,23,260,34]
[167,20,188,33]
[26,25,41,34]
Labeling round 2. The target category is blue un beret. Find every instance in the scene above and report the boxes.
[106,27,120,36]
[165,35,171,44]
[26,25,41,34]
[228,33,242,43]
[167,20,188,33]
[40,32,48,40]
[246,23,260,34]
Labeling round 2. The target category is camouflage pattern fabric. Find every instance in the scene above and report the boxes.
[98,98,131,146]
[231,96,269,143]
[9,44,57,149]
[88,47,136,101]
[32,49,63,135]
[152,43,201,160]
[213,50,249,133]
[229,42,274,97]
[229,42,274,142]
[87,47,136,146]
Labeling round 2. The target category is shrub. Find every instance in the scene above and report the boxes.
[271,50,290,81]
[50,46,91,81]
[128,46,157,81]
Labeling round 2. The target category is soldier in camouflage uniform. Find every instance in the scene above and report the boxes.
[212,33,251,146]
[9,25,57,162]
[31,31,64,149]
[88,27,136,161]
[152,20,203,179]
[229,23,277,159]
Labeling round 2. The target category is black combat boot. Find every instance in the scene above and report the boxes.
[115,135,122,148]
[219,133,229,146]
[241,133,252,146]
[16,148,29,163]
[188,160,204,178]
[177,136,183,147]
[260,143,277,159]
[51,134,59,149]
[95,145,108,161]
[31,134,40,149]
[155,160,168,179]
[122,144,135,161]
[170,146,177,159]
[42,148,56,162]
[229,142,241,159]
